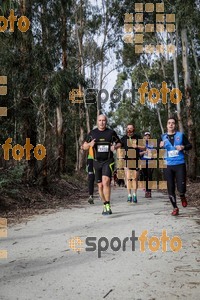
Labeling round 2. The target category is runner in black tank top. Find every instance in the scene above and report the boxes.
[82,115,121,215]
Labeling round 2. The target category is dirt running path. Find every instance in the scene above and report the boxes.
[0,187,199,300]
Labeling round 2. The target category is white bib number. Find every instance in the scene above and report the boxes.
[143,150,152,159]
[98,145,109,153]
[168,150,179,157]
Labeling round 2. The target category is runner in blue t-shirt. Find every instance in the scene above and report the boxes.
[159,117,192,216]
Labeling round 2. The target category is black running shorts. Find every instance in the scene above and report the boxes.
[93,158,115,183]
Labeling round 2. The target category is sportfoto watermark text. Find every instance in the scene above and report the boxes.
[69,82,182,105]
[69,230,182,258]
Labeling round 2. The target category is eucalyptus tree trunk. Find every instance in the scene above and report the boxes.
[56,0,67,176]
[75,0,90,171]
[141,63,164,134]
[19,0,38,182]
[191,39,200,85]
[156,34,171,118]
[98,0,110,117]
[159,55,171,118]
[181,28,197,179]
[170,29,184,132]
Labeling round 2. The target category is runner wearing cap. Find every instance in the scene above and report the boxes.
[139,132,155,198]
[120,124,145,203]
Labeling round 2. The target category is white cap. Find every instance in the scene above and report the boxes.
[144,132,151,136]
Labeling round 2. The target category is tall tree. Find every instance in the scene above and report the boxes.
[181,28,197,178]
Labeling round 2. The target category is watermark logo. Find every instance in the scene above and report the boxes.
[139,82,182,105]
[68,230,182,258]
[0,75,7,116]
[2,138,47,161]
[123,2,176,54]
[68,236,84,252]
[69,89,84,104]
[0,9,30,33]
[116,138,167,190]
[0,76,46,160]
[0,218,8,259]
[0,76,46,161]
[69,81,182,106]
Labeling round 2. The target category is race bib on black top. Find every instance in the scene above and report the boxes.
[97,145,109,153]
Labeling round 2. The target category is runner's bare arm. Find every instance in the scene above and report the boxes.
[82,139,96,150]
[110,142,121,152]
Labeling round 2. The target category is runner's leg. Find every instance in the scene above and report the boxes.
[102,175,111,201]
[175,164,186,195]
[175,163,188,207]
[101,160,114,214]
[164,166,177,208]
[102,159,114,201]
[125,168,133,202]
[87,159,95,203]
[132,169,139,202]
[93,160,105,202]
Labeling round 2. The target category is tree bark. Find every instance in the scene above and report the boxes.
[98,0,110,117]
[75,0,89,171]
[181,28,197,179]
[56,0,67,175]
[56,104,64,176]
[141,63,164,133]
[19,0,38,182]
[170,30,184,132]
[191,38,200,84]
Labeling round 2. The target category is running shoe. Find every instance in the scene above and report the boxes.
[133,195,137,203]
[106,203,112,214]
[127,195,132,203]
[171,207,179,216]
[102,204,112,215]
[88,196,94,204]
[102,204,107,215]
[145,192,152,198]
[180,196,187,207]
